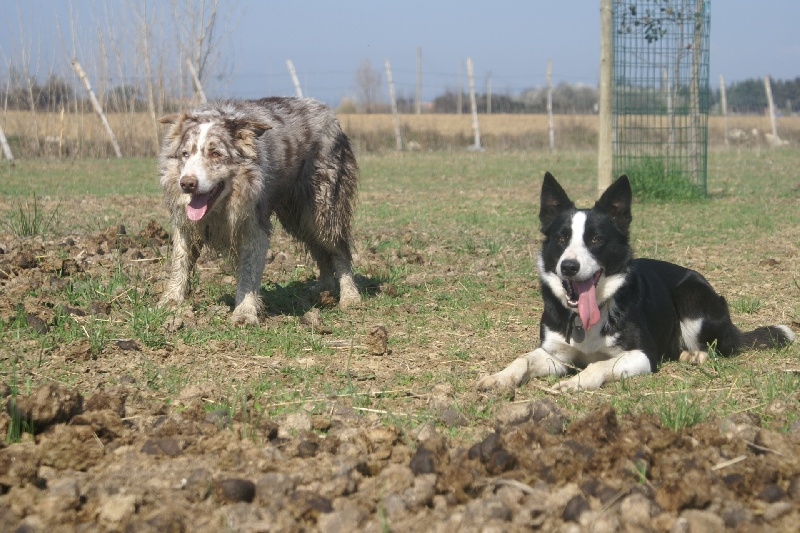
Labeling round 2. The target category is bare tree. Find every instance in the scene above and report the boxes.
[169,0,237,98]
[130,2,162,153]
[354,60,382,113]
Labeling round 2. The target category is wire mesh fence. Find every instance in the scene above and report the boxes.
[612,0,711,198]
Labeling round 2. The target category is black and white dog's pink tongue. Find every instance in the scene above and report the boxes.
[572,278,601,331]
[186,193,210,221]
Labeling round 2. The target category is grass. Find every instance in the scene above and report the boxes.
[622,155,707,201]
[1,147,799,441]
[2,193,60,236]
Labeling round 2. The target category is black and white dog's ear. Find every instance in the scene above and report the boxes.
[595,175,632,234]
[539,171,575,229]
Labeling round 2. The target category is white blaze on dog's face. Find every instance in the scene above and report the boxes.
[539,211,604,331]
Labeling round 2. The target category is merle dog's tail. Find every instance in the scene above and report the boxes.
[739,325,795,350]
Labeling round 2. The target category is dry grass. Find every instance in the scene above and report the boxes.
[2,109,799,158]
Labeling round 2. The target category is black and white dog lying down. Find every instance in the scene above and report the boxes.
[478,172,795,392]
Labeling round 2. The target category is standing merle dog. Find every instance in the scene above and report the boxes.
[158,97,360,326]
[478,172,795,391]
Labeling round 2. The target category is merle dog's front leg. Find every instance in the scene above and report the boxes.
[230,229,270,326]
[159,228,199,307]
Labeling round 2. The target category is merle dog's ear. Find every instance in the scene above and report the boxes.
[227,118,272,138]
[595,175,632,233]
[243,120,272,138]
[539,172,575,229]
[158,113,186,125]
[228,118,272,158]
[158,113,190,142]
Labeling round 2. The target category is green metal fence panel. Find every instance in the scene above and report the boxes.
[612,0,711,199]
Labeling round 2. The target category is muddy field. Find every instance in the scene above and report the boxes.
[0,220,797,532]
[2,150,800,531]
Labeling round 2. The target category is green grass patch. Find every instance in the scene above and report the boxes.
[622,155,707,201]
[2,148,799,441]
[2,193,59,236]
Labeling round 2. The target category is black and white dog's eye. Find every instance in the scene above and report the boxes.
[557,235,568,245]
[590,235,603,245]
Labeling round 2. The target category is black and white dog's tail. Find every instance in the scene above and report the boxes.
[738,325,795,351]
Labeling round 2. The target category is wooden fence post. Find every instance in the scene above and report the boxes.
[719,74,729,147]
[546,59,554,150]
[416,47,422,114]
[72,59,122,158]
[764,75,778,140]
[457,62,463,114]
[0,124,13,160]
[486,72,492,114]
[466,57,482,150]
[286,60,303,98]
[597,0,613,196]
[384,59,402,151]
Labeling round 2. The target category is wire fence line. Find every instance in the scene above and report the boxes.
[1,52,797,158]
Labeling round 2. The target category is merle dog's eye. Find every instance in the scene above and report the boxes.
[181,150,189,159]
[210,150,222,159]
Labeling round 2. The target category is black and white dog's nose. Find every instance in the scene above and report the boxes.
[561,259,580,277]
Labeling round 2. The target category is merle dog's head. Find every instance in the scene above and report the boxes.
[536,172,633,330]
[158,105,271,222]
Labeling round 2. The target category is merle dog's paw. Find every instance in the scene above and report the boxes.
[338,290,361,310]
[230,310,259,327]
[158,293,183,308]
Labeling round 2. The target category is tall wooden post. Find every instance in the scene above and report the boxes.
[415,47,422,114]
[385,59,402,151]
[457,62,463,114]
[688,0,704,185]
[719,74,729,147]
[0,124,13,160]
[546,59,554,150]
[486,72,492,114]
[72,59,122,158]
[466,57,481,150]
[287,60,303,98]
[597,0,613,196]
[764,75,778,138]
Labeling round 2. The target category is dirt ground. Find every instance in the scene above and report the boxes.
[1,217,800,532]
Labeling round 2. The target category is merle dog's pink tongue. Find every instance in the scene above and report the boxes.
[573,278,601,330]
[186,193,210,221]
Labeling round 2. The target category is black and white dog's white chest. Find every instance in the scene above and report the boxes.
[541,301,625,367]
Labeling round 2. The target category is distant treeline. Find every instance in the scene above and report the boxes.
[715,77,800,114]
[1,68,798,115]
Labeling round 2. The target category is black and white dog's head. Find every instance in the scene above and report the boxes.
[537,172,633,331]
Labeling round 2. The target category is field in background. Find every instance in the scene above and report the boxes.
[2,110,799,158]
[1,149,799,437]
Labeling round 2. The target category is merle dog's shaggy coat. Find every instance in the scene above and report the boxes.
[478,172,795,391]
[158,97,360,325]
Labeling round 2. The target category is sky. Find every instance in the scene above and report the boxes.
[1,0,799,106]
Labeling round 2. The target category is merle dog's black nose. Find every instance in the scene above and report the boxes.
[561,259,580,277]
[180,174,198,193]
